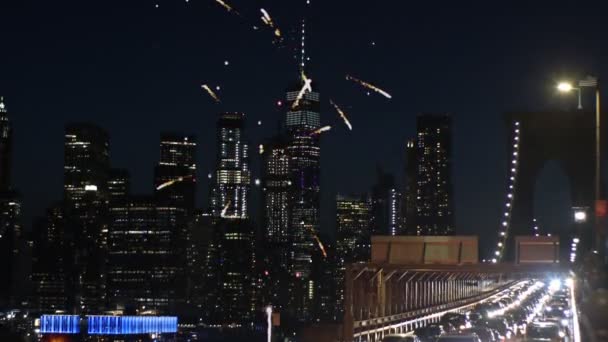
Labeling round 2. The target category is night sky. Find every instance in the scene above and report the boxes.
[2,1,608,256]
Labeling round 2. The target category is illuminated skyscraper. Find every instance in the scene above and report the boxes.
[411,113,454,235]
[154,133,197,212]
[210,112,250,219]
[335,194,372,319]
[63,123,110,313]
[64,123,109,206]
[262,135,291,242]
[285,79,321,322]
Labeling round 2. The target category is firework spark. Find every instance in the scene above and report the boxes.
[329,99,353,130]
[260,9,282,39]
[292,73,313,109]
[310,125,331,136]
[156,175,193,191]
[313,235,328,258]
[201,84,221,103]
[346,74,392,99]
[215,0,239,15]
[221,200,232,218]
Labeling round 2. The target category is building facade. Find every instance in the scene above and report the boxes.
[335,195,372,319]
[209,112,250,219]
[285,80,321,322]
[63,123,110,313]
[409,114,454,235]
[154,133,197,212]
[371,168,402,236]
[107,196,181,314]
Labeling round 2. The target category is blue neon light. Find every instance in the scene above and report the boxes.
[39,315,80,334]
[87,316,178,335]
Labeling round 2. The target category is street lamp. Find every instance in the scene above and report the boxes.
[558,76,602,257]
[557,82,582,109]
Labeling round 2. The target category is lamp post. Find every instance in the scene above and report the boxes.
[558,76,602,257]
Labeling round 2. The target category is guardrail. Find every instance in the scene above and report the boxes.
[353,280,522,341]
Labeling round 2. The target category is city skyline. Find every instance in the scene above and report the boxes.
[3,2,607,246]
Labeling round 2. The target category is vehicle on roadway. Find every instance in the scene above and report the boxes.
[381,334,421,342]
[460,327,498,341]
[436,333,482,342]
[414,324,444,342]
[525,321,567,341]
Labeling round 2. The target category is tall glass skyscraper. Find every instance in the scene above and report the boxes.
[285,79,321,322]
[408,114,454,235]
[154,133,197,212]
[335,194,372,319]
[210,112,250,219]
[63,123,110,313]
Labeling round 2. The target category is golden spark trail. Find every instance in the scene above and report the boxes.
[201,84,221,103]
[292,72,312,109]
[260,9,282,38]
[313,235,327,258]
[221,200,232,218]
[346,74,392,99]
[330,99,353,130]
[310,125,331,136]
[215,0,239,15]
[156,175,192,191]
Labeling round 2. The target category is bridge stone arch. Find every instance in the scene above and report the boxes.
[505,110,602,260]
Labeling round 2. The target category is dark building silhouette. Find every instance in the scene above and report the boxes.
[407,114,454,236]
[206,218,256,325]
[209,112,250,219]
[107,168,130,205]
[371,168,402,236]
[63,123,110,313]
[31,204,67,312]
[0,97,12,191]
[0,97,22,308]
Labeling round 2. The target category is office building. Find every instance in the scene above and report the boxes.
[154,133,196,212]
[262,135,291,243]
[284,77,321,322]
[209,112,250,219]
[403,139,417,234]
[371,168,402,236]
[63,123,110,313]
[31,204,67,312]
[107,196,181,314]
[410,114,454,235]
[107,168,130,205]
[206,219,256,325]
[335,195,372,319]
